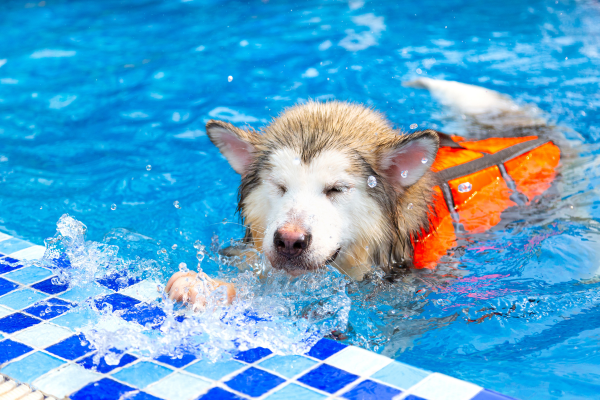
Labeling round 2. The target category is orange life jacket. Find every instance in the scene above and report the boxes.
[412,134,561,269]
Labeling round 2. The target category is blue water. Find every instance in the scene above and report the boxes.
[2,0,600,398]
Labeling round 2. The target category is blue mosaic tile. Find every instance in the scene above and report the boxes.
[0,238,34,255]
[298,364,358,394]
[94,293,140,312]
[0,288,47,310]
[371,361,430,390]
[51,307,98,330]
[0,277,19,296]
[341,379,402,400]
[97,271,142,292]
[234,346,272,363]
[45,333,95,360]
[59,283,111,303]
[403,396,427,400]
[0,338,33,363]
[71,377,162,400]
[1,350,65,382]
[0,312,42,334]
[259,355,318,378]
[225,366,285,397]
[305,338,347,360]
[121,303,166,328]
[0,258,24,274]
[111,361,172,389]
[185,359,246,380]
[78,352,138,374]
[24,297,76,320]
[198,387,244,400]
[155,353,197,368]
[472,389,519,400]
[31,276,70,294]
[3,266,53,285]
[264,383,325,400]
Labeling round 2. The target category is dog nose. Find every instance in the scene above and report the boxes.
[274,228,311,258]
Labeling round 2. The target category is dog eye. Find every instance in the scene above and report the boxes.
[325,187,345,197]
[277,184,287,195]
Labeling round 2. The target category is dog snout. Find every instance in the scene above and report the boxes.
[273,228,312,258]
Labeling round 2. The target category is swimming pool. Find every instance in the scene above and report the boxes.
[1,0,600,398]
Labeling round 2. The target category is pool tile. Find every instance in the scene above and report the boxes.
[24,297,76,320]
[225,367,285,397]
[3,266,53,285]
[0,232,11,242]
[155,353,197,368]
[78,352,138,374]
[1,351,65,383]
[31,276,70,294]
[371,361,431,390]
[404,396,427,400]
[472,388,519,400]
[0,313,42,334]
[9,245,46,261]
[71,377,162,400]
[45,333,95,360]
[0,288,47,310]
[409,373,482,400]
[0,305,12,318]
[112,361,173,388]
[95,292,140,312]
[121,302,166,328]
[0,258,24,274]
[297,364,358,394]
[97,270,142,291]
[305,338,347,360]
[52,307,98,329]
[264,383,325,400]
[0,338,33,363]
[12,322,73,348]
[233,346,272,363]
[120,279,162,302]
[326,346,392,376]
[33,364,101,399]
[0,277,19,296]
[341,379,402,400]
[198,387,244,400]
[0,238,34,255]
[146,372,211,400]
[185,359,245,380]
[59,283,112,303]
[258,355,317,378]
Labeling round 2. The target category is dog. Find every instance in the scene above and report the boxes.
[166,78,566,307]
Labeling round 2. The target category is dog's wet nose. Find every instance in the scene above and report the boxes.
[274,228,311,258]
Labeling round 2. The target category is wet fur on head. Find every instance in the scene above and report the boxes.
[206,101,440,279]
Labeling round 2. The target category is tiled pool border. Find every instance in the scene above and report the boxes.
[0,231,517,400]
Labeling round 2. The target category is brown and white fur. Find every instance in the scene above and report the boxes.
[167,78,558,305]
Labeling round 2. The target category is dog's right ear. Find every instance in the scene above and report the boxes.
[206,120,258,176]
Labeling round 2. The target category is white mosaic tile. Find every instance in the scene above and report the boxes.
[0,305,13,318]
[406,372,482,400]
[12,323,73,349]
[33,364,100,399]
[9,245,46,261]
[146,372,212,400]
[326,346,393,376]
[119,279,162,302]
[0,232,11,242]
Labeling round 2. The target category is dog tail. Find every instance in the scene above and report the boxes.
[403,78,547,136]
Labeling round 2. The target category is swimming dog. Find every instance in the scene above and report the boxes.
[166,78,564,306]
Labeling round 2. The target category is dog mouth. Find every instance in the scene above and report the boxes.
[271,247,342,274]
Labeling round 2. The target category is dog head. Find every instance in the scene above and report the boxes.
[206,101,439,279]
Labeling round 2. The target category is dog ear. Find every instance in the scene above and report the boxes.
[206,120,258,176]
[378,129,439,189]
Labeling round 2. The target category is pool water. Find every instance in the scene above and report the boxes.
[2,0,600,399]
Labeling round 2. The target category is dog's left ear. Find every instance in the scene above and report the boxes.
[378,129,439,190]
[206,120,259,176]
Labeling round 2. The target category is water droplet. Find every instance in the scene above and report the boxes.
[173,201,181,209]
[401,170,408,178]
[458,182,472,193]
[410,123,418,129]
[222,218,227,225]
[40,206,43,210]
[365,246,369,251]
[407,203,414,210]
[228,76,233,82]
[161,249,167,254]
[292,157,300,165]
[416,68,422,74]
[171,244,178,250]
[367,176,377,188]
[179,262,188,272]
[421,158,428,164]
[146,165,152,171]
[111,204,117,210]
